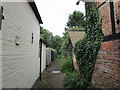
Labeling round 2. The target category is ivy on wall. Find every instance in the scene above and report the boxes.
[74,2,104,87]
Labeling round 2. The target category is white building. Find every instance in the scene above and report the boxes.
[0,1,2,89]
[0,0,43,88]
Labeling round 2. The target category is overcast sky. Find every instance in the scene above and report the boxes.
[35,0,85,36]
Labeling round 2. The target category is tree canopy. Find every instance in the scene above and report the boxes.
[66,10,85,29]
[40,26,53,47]
[40,26,63,55]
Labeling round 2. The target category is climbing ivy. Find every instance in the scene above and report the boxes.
[74,2,104,88]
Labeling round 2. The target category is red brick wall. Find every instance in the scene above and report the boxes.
[92,40,120,88]
[114,1,120,33]
[99,2,112,36]
[92,1,120,88]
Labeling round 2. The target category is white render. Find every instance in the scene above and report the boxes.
[2,2,40,88]
[0,1,2,90]
[0,22,2,90]
[41,43,46,73]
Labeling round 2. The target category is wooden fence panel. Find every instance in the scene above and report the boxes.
[46,48,51,66]
[41,43,46,73]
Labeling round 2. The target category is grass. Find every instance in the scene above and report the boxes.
[67,26,85,31]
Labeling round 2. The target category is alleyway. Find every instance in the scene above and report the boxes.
[37,60,65,88]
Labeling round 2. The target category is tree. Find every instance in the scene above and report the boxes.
[40,26,53,47]
[51,35,63,55]
[66,11,85,28]
[40,26,63,55]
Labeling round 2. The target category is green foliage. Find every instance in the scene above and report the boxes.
[49,48,57,53]
[62,11,86,57]
[50,48,57,61]
[51,35,63,55]
[64,73,89,88]
[61,32,73,57]
[59,56,74,74]
[67,26,85,31]
[66,11,85,28]
[59,56,89,88]
[74,39,101,82]
[40,26,53,47]
[74,2,104,88]
[40,26,63,55]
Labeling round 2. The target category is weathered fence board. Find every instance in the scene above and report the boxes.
[46,48,51,65]
[41,43,46,73]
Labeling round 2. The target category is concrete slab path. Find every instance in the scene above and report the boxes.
[36,60,65,88]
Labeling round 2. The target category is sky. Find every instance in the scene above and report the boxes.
[34,0,85,37]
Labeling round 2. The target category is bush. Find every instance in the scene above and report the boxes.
[59,56,74,74]
[59,56,90,88]
[64,72,87,88]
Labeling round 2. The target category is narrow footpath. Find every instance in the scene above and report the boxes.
[36,60,65,88]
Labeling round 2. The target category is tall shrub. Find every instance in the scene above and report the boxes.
[74,2,104,87]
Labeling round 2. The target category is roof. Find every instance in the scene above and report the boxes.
[29,1,43,24]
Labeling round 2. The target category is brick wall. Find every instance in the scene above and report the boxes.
[99,2,112,36]
[67,30,85,45]
[92,1,120,88]
[67,30,85,72]
[114,1,120,33]
[92,40,120,88]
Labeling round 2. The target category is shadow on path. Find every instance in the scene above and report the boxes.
[37,60,65,88]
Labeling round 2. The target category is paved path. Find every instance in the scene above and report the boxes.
[37,60,65,88]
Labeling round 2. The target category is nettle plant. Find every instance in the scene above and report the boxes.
[74,2,104,87]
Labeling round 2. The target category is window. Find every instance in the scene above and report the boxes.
[0,6,3,30]
[15,36,20,45]
[31,33,34,44]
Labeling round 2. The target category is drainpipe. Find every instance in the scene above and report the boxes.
[39,39,42,81]
[109,1,116,34]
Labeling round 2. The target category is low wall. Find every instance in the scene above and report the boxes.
[67,30,85,45]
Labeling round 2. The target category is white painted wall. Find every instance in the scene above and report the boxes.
[41,43,46,73]
[2,2,40,88]
[46,48,51,65]
[0,1,2,89]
